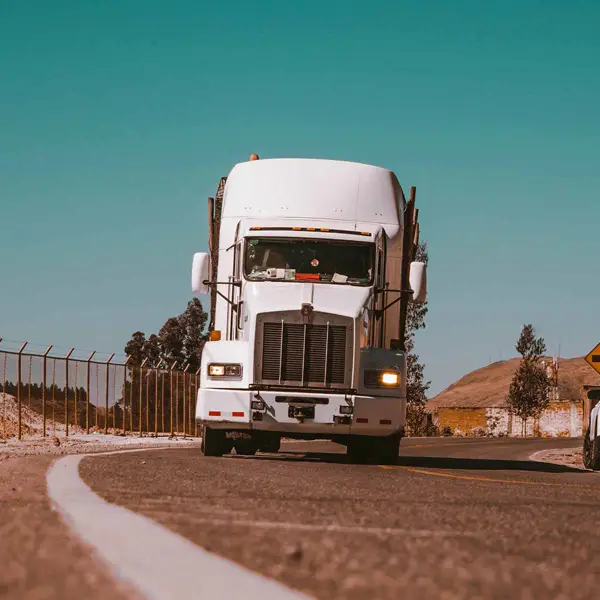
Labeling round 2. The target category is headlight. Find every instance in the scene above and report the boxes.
[364,369,401,388]
[208,363,243,378]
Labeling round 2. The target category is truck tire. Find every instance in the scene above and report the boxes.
[377,433,401,465]
[583,429,600,471]
[258,434,281,453]
[201,426,232,457]
[233,436,259,456]
[346,439,365,463]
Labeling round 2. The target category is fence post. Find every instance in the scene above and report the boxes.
[145,364,150,434]
[154,361,162,438]
[187,368,192,437]
[51,358,56,436]
[74,361,78,432]
[27,355,32,410]
[64,348,74,437]
[169,361,177,436]
[156,359,164,435]
[17,342,28,440]
[123,356,130,435]
[183,365,191,438]
[113,363,117,430]
[42,345,53,437]
[1,340,6,440]
[105,353,114,434]
[175,369,180,436]
[140,358,148,438]
[2,350,6,440]
[86,351,96,434]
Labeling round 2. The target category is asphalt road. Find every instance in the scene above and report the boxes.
[79,437,600,600]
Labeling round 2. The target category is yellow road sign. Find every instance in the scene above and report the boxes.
[585,343,600,375]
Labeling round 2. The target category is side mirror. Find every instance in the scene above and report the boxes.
[409,261,427,304]
[389,338,403,351]
[191,252,210,295]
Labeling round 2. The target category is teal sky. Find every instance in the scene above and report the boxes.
[1,1,599,394]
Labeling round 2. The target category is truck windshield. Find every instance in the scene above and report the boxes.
[245,238,375,285]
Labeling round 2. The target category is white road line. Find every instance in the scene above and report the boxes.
[46,452,311,600]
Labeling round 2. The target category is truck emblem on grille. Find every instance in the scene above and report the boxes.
[300,303,313,322]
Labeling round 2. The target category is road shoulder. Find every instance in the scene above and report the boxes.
[0,454,134,600]
[530,445,586,471]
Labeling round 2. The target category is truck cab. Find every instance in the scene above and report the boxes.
[584,388,600,470]
[192,158,426,462]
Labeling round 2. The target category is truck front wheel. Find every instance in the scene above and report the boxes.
[201,426,233,457]
[583,429,600,471]
[378,433,401,465]
[258,434,281,453]
[233,436,259,456]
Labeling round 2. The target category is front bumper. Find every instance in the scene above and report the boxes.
[196,388,406,437]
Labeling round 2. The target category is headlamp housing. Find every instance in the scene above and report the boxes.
[208,363,243,379]
[364,369,401,388]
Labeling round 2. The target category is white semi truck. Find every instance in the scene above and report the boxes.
[584,392,600,470]
[191,157,427,462]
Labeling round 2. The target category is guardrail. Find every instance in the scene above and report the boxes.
[0,339,200,440]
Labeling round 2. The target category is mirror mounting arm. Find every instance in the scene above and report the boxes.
[374,289,414,317]
[202,280,242,310]
[202,280,242,288]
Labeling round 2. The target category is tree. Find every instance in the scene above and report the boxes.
[124,300,209,370]
[124,331,147,367]
[507,324,550,436]
[405,242,432,435]
[158,317,185,367]
[180,298,209,370]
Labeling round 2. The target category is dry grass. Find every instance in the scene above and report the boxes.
[428,356,600,409]
[0,392,90,439]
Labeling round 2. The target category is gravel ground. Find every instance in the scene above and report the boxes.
[0,434,201,599]
[0,433,201,461]
[530,445,586,470]
[0,455,139,600]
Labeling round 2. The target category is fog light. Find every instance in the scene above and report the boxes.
[251,399,265,411]
[364,369,401,388]
[339,405,353,415]
[333,415,351,425]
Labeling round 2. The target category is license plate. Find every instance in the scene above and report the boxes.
[276,396,329,405]
[288,405,315,419]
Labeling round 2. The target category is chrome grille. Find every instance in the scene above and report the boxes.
[256,313,353,388]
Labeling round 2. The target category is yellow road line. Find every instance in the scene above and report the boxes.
[379,465,600,490]
[401,439,572,450]
[401,441,487,450]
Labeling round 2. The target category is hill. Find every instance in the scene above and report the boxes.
[428,356,600,409]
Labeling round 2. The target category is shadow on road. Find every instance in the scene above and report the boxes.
[235,451,585,474]
[394,455,584,474]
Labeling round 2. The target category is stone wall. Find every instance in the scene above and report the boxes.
[432,401,583,438]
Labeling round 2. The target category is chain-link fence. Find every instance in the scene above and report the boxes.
[0,340,200,440]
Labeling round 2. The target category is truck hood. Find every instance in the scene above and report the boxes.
[243,281,371,320]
